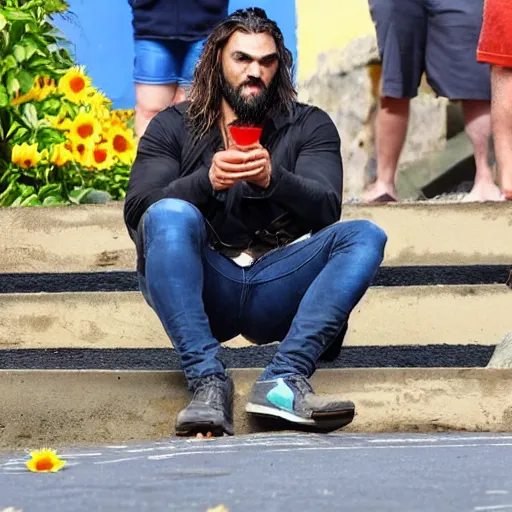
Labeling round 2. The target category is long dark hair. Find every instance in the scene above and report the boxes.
[187,7,297,139]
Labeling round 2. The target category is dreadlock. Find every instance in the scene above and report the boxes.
[187,7,297,139]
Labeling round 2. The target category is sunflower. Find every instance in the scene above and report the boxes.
[67,136,94,165]
[50,143,74,167]
[58,66,92,104]
[112,109,135,123]
[26,448,66,473]
[68,111,102,145]
[47,115,73,131]
[11,76,56,106]
[82,143,114,170]
[87,89,111,109]
[11,143,43,168]
[107,126,136,165]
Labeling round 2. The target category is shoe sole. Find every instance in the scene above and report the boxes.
[175,421,234,437]
[245,403,355,428]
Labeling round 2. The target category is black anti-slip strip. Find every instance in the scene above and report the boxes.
[0,265,509,294]
[0,345,494,370]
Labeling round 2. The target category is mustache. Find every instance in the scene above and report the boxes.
[239,78,266,90]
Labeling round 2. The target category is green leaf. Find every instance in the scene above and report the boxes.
[0,84,7,107]
[13,44,26,63]
[40,97,61,115]
[3,10,33,21]
[6,74,20,96]
[18,184,35,199]
[6,121,22,138]
[26,57,51,69]
[10,196,23,207]
[0,181,20,207]
[2,55,18,73]
[38,183,60,199]
[22,103,38,128]
[23,40,39,61]
[42,195,66,206]
[10,22,25,47]
[36,127,66,146]
[17,69,34,94]
[0,12,6,31]
[68,187,93,205]
[20,194,41,206]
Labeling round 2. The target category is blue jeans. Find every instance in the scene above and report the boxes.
[138,199,387,385]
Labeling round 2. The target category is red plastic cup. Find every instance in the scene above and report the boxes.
[229,125,263,146]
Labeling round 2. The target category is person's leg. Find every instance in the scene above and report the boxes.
[133,40,183,137]
[141,198,244,381]
[140,198,243,435]
[135,83,178,138]
[462,100,502,201]
[424,0,500,201]
[241,221,387,425]
[174,38,206,104]
[243,221,387,378]
[364,0,427,203]
[491,66,512,200]
[363,97,410,202]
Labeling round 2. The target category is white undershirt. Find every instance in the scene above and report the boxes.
[230,233,312,267]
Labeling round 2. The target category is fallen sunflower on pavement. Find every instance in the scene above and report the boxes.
[25,448,66,473]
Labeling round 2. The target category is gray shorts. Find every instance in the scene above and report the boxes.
[369,0,491,100]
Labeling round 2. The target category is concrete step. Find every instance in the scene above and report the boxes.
[1,202,511,272]
[2,368,512,448]
[0,285,509,350]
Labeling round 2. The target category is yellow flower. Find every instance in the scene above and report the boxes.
[58,66,92,104]
[107,126,136,165]
[26,448,66,473]
[47,115,73,131]
[11,143,43,168]
[87,89,111,108]
[67,137,94,164]
[82,143,114,170]
[68,111,102,144]
[11,76,56,106]
[50,143,74,167]
[112,109,135,123]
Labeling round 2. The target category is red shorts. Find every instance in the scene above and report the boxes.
[477,0,512,67]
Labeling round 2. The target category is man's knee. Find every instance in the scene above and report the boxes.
[143,199,204,239]
[334,220,388,249]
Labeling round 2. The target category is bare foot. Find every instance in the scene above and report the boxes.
[363,181,398,203]
[463,182,503,202]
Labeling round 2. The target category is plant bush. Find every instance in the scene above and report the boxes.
[0,0,135,206]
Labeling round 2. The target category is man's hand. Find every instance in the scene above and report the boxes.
[209,145,272,191]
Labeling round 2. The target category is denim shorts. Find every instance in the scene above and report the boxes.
[369,0,491,100]
[133,38,206,86]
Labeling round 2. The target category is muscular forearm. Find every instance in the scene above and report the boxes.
[264,165,342,228]
[491,66,512,199]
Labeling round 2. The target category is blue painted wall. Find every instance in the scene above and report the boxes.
[53,0,297,110]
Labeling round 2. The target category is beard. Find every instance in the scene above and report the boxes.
[220,72,277,126]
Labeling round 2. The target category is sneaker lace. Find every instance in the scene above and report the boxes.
[287,374,313,396]
[193,375,226,409]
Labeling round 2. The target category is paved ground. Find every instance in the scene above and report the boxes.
[2,433,512,511]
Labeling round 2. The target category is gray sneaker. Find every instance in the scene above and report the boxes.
[176,374,234,436]
[245,374,355,428]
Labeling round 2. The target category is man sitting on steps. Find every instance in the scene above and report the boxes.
[124,7,388,436]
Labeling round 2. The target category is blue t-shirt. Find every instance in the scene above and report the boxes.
[130,0,228,41]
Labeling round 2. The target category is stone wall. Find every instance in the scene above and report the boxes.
[298,35,448,200]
